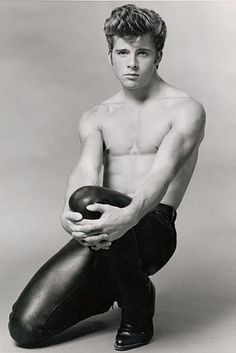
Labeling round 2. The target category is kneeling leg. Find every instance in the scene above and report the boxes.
[9,239,115,347]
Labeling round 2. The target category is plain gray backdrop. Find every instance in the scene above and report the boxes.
[0,1,235,352]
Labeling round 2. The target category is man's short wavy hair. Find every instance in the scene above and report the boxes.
[104,4,167,54]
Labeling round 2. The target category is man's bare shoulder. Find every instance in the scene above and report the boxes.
[167,97,206,145]
[154,83,206,143]
[80,94,122,128]
[172,96,205,131]
[79,103,111,132]
[158,84,205,126]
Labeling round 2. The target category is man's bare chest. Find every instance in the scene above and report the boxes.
[101,105,172,155]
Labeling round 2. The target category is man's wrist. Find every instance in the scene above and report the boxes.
[124,203,141,226]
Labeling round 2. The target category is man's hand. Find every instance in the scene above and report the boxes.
[61,209,83,234]
[71,203,137,250]
[61,208,113,250]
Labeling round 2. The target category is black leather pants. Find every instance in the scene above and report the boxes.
[8,186,177,347]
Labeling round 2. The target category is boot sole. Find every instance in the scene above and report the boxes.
[114,336,152,351]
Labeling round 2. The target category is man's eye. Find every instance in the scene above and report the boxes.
[118,51,128,56]
[138,51,148,56]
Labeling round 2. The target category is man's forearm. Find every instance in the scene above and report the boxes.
[125,169,172,223]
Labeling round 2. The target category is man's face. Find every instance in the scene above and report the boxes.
[110,33,159,90]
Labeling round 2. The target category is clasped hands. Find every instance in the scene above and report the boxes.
[65,203,136,251]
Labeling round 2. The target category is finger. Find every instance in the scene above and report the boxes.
[82,239,111,248]
[83,235,108,245]
[78,219,101,226]
[92,242,111,250]
[71,228,103,241]
[67,219,82,226]
[82,234,109,245]
[72,232,88,240]
[98,240,112,247]
[91,244,110,251]
[72,237,96,247]
[86,203,107,213]
[72,231,108,244]
[91,245,100,251]
[65,211,83,222]
[71,228,101,237]
[74,223,103,234]
[79,239,91,246]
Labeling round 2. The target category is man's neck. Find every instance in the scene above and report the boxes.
[121,74,162,106]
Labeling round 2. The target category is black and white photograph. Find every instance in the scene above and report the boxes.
[0,1,235,352]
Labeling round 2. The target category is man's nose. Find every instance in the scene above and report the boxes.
[127,55,138,70]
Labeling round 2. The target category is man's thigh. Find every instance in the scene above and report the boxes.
[134,211,177,276]
[9,239,114,346]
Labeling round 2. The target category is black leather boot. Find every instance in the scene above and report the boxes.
[114,280,155,351]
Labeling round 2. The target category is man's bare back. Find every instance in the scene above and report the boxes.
[86,83,203,210]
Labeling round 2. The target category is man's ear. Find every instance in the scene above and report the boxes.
[155,50,163,65]
[108,52,113,65]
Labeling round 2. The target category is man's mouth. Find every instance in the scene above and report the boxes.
[124,73,139,76]
[123,73,139,79]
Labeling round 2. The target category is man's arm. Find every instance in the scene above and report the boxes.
[126,101,206,221]
[61,110,104,232]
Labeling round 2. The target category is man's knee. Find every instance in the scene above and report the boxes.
[69,185,131,218]
[69,186,103,219]
[8,305,51,347]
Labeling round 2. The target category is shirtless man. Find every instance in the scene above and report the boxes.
[9,4,205,351]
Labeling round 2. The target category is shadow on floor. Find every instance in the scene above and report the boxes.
[153,259,236,341]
